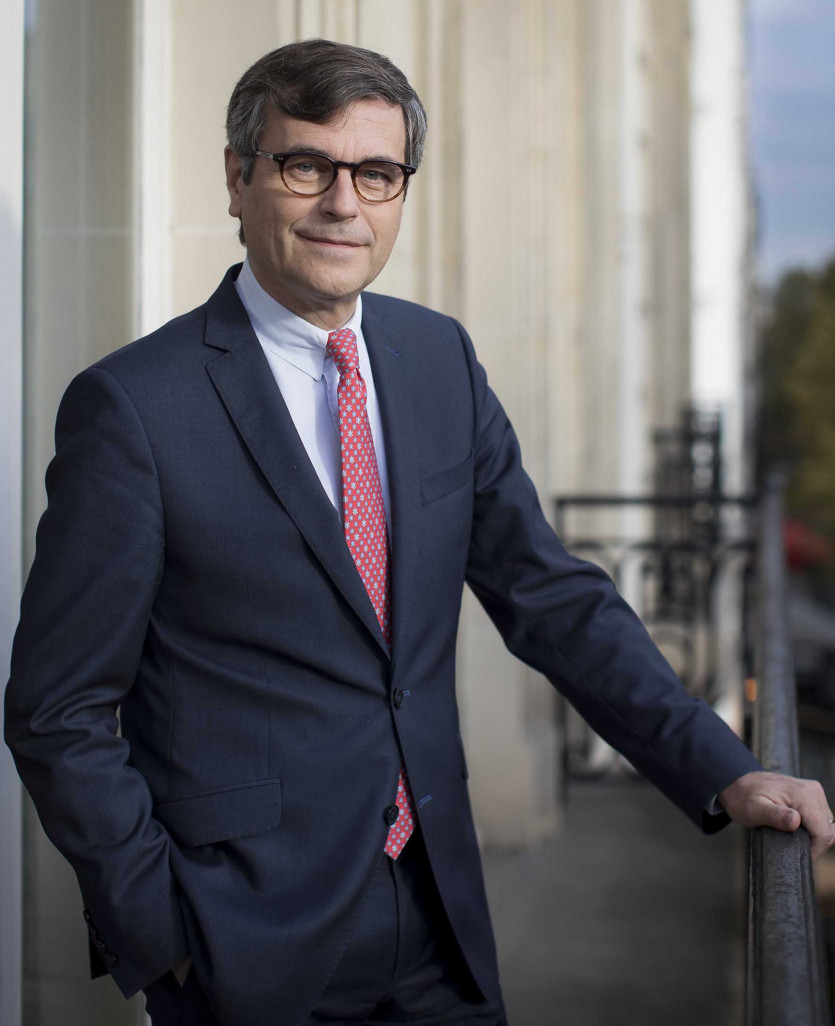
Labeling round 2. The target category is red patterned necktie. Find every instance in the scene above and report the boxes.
[326,327,415,860]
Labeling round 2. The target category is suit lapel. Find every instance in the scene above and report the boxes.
[361,297,422,677]
[202,267,390,657]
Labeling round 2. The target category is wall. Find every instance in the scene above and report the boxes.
[21,3,143,1021]
[1,5,25,1024]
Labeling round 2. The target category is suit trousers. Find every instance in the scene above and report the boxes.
[142,821,508,1026]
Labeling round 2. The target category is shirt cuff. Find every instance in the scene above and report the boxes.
[705,793,723,816]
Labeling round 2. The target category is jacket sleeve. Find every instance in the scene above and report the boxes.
[3,365,189,998]
[455,320,763,833]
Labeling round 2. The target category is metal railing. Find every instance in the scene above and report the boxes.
[553,494,757,707]
[747,472,830,1025]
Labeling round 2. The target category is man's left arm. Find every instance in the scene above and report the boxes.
[454,318,835,855]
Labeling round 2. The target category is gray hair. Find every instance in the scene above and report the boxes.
[226,38,427,244]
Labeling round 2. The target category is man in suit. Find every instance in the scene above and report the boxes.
[5,37,835,1026]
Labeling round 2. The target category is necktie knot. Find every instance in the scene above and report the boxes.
[327,328,359,376]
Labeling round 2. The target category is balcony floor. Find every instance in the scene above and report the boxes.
[481,778,746,1026]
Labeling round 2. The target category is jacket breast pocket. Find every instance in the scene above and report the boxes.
[420,450,474,505]
[153,776,282,848]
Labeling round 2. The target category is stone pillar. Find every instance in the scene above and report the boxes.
[689,0,751,732]
[520,0,697,786]
[1,5,25,1024]
[648,0,692,434]
[451,0,563,848]
[690,0,749,494]
[21,2,143,1022]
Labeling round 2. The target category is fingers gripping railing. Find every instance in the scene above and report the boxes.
[747,472,829,1025]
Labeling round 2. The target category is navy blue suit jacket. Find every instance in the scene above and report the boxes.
[4,264,762,1026]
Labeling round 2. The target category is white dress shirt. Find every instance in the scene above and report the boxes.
[234,257,391,535]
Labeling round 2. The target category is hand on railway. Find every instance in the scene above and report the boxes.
[718,771,835,859]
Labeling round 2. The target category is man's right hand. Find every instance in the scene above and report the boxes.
[172,954,192,987]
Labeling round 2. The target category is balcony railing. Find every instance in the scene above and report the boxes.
[553,492,757,777]
[552,468,830,1021]
[747,472,830,1025]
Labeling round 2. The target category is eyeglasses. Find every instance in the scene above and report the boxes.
[253,150,416,203]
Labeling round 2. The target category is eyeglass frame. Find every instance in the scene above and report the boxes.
[253,149,417,203]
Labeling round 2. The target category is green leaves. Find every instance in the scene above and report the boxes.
[760,258,835,549]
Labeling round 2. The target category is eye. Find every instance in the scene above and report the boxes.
[359,165,395,183]
[284,154,331,174]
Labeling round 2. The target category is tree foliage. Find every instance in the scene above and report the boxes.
[759,258,835,538]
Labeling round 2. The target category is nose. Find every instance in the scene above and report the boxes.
[318,167,361,219]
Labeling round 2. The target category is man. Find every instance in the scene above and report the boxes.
[4,37,834,1026]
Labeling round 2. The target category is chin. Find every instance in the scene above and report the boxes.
[304,274,368,301]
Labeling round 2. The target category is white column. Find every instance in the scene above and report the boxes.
[689,0,748,494]
[135,0,172,336]
[23,2,141,1020]
[689,0,750,729]
[0,3,25,1023]
[455,0,562,848]
[617,0,652,581]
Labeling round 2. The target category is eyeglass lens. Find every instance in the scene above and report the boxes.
[282,154,405,201]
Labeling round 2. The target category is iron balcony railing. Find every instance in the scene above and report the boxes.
[553,473,830,1021]
[553,493,757,777]
[747,472,829,1025]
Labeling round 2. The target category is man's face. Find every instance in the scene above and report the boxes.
[225,98,407,328]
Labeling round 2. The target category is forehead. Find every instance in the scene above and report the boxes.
[261,99,407,161]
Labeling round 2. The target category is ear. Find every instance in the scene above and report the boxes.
[225,145,245,218]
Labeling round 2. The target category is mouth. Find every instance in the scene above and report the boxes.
[298,234,364,249]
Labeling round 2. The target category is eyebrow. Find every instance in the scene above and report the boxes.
[279,144,405,164]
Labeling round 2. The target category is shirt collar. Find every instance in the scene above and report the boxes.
[234,257,364,380]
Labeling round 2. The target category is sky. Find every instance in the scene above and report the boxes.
[749,0,835,285]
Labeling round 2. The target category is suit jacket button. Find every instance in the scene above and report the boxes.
[82,909,92,923]
[94,940,107,951]
[104,953,119,966]
[385,804,399,825]
[393,688,404,709]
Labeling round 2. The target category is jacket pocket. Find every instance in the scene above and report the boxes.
[153,777,282,847]
[420,450,474,505]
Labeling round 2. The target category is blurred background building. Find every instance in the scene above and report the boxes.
[3,0,821,1024]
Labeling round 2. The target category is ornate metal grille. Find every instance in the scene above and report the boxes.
[553,408,757,779]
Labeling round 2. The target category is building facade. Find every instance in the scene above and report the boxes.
[1,2,752,1022]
